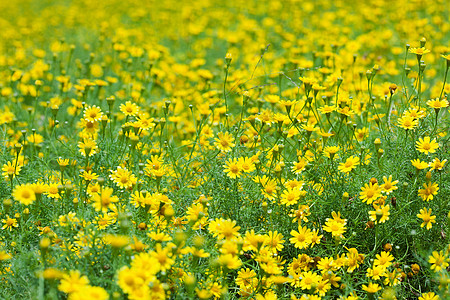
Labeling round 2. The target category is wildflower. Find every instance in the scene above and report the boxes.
[428,251,449,272]
[362,282,381,293]
[208,218,241,240]
[427,98,448,110]
[104,234,129,248]
[69,286,109,300]
[2,216,18,231]
[119,101,140,116]
[236,268,258,289]
[409,47,431,60]
[355,127,368,142]
[374,251,394,269]
[301,122,318,132]
[338,156,359,174]
[95,213,116,229]
[238,157,255,173]
[78,138,98,157]
[416,137,439,154]
[46,183,61,199]
[80,170,99,182]
[429,158,447,171]
[292,157,308,174]
[58,270,90,294]
[92,187,119,212]
[265,231,284,252]
[419,292,440,300]
[290,205,311,223]
[397,115,418,130]
[280,188,303,206]
[255,176,278,201]
[110,166,137,189]
[369,204,390,224]
[299,271,322,290]
[0,250,12,261]
[411,159,429,170]
[150,243,175,272]
[418,182,439,201]
[417,207,436,230]
[218,253,242,270]
[360,182,382,204]
[223,158,243,179]
[12,183,36,205]
[346,247,364,273]
[2,161,22,180]
[83,105,103,122]
[381,175,399,194]
[323,218,347,238]
[323,145,340,159]
[214,132,235,152]
[318,105,336,115]
[290,226,313,249]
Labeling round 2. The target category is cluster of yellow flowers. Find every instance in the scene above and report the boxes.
[0,0,449,299]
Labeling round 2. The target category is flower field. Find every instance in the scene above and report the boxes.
[0,0,449,299]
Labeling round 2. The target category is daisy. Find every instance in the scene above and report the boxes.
[417,207,436,230]
[214,132,235,152]
[338,156,360,174]
[12,183,36,205]
[416,136,439,154]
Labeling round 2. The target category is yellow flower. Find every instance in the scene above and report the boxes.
[338,156,360,174]
[223,158,243,179]
[429,158,447,171]
[417,207,436,230]
[360,182,382,204]
[13,183,36,205]
[150,243,175,272]
[419,292,440,300]
[290,226,313,249]
[0,250,12,261]
[374,251,394,269]
[2,216,18,231]
[110,166,137,190]
[68,286,109,300]
[58,270,90,294]
[408,47,431,57]
[366,265,386,280]
[104,234,129,248]
[381,175,399,194]
[2,161,22,180]
[83,105,103,122]
[427,98,448,109]
[208,218,241,240]
[298,271,321,290]
[323,218,347,238]
[92,187,119,212]
[318,105,336,115]
[46,183,61,199]
[397,115,418,130]
[411,159,429,170]
[428,251,449,272]
[416,136,439,154]
[236,268,258,289]
[280,188,305,206]
[418,182,439,201]
[292,157,308,174]
[362,282,381,293]
[369,204,390,224]
[119,101,140,116]
[323,145,340,159]
[78,138,98,157]
[214,132,235,152]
